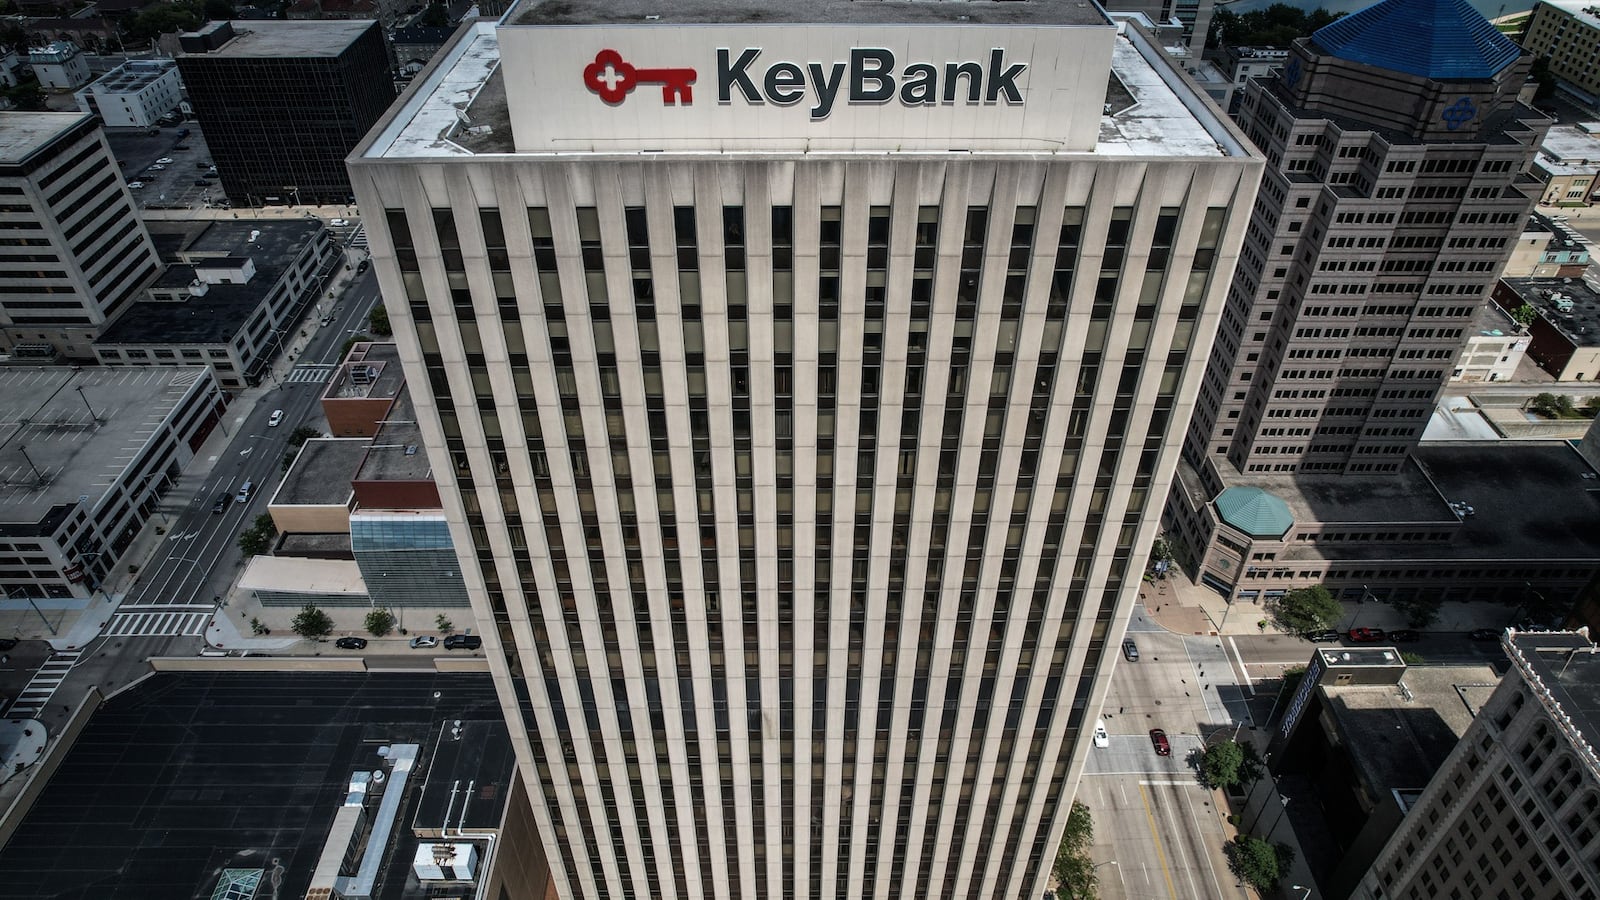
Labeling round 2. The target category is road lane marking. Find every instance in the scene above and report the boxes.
[1153,781,1202,900]
[1137,783,1181,900]
[1228,637,1255,696]
[1139,780,1195,786]
[1177,777,1230,900]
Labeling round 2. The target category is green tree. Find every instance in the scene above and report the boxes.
[1200,739,1265,790]
[436,613,455,634]
[1393,594,1442,628]
[125,2,204,44]
[368,304,392,337]
[1512,303,1538,329]
[1053,801,1097,899]
[1208,3,1343,49]
[419,0,449,26]
[1532,392,1578,419]
[5,76,44,112]
[287,425,321,448]
[237,513,277,556]
[1267,585,1342,635]
[365,608,395,636]
[1225,835,1294,893]
[341,333,372,357]
[292,604,333,639]
[249,616,270,635]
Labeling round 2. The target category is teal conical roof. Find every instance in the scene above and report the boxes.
[1312,0,1522,81]
[1214,486,1294,539]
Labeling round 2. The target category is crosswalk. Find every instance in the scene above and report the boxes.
[105,605,212,638]
[8,649,81,717]
[348,224,368,251]
[286,363,334,384]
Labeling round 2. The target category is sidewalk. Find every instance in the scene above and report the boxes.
[1141,567,1521,637]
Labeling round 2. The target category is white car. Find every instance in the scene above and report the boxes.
[128,181,145,189]
[156,157,173,164]
[409,635,439,649]
[268,409,284,427]
[330,218,349,227]
[1094,720,1110,748]
[148,165,166,171]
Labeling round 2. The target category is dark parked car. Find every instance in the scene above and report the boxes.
[1469,628,1502,641]
[334,637,367,650]
[1348,627,1385,643]
[1122,639,1139,661]
[1149,729,1171,756]
[443,634,482,650]
[1303,629,1341,643]
[1387,629,1421,643]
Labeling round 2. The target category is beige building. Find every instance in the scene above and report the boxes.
[1354,631,1600,900]
[350,1,1262,898]
[1523,0,1600,108]
[1504,212,1591,277]
[1533,123,1600,205]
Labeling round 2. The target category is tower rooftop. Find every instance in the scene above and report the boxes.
[1311,0,1522,81]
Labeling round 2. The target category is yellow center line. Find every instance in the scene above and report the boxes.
[1138,782,1181,899]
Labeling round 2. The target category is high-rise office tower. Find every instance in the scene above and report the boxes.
[1180,0,1549,478]
[351,2,1260,898]
[177,20,392,207]
[0,111,161,360]
[1354,630,1600,900]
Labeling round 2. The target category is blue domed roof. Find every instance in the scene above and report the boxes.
[1312,0,1522,81]
[1214,486,1294,539]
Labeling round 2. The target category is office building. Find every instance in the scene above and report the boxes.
[93,218,338,388]
[176,21,392,207]
[27,42,88,91]
[1533,123,1600,206]
[73,59,183,129]
[1103,0,1217,58]
[0,366,225,603]
[1503,211,1591,277]
[1353,630,1600,900]
[1522,0,1600,110]
[351,2,1262,898]
[0,111,162,360]
[1493,277,1600,380]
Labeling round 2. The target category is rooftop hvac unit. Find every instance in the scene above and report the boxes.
[413,843,478,882]
[350,365,378,385]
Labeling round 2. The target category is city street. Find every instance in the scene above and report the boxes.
[114,263,382,621]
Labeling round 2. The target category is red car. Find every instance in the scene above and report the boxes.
[1348,627,1385,642]
[1149,729,1171,756]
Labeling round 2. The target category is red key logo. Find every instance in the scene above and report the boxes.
[583,49,696,106]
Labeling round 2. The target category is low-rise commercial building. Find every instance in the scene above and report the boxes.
[0,366,225,602]
[1354,631,1600,900]
[1165,442,1600,614]
[1504,212,1591,277]
[1452,301,1530,383]
[322,341,404,437]
[1493,277,1600,380]
[73,59,182,129]
[1534,123,1600,206]
[1211,44,1288,109]
[92,219,337,388]
[0,111,162,359]
[26,41,88,90]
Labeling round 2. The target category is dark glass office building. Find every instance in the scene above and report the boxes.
[177,20,393,207]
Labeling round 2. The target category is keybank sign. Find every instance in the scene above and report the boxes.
[720,48,1027,119]
[581,47,1029,119]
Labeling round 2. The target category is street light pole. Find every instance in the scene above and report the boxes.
[1292,884,1312,900]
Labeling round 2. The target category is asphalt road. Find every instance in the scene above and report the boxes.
[123,263,383,609]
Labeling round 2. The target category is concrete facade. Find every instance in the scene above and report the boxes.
[350,2,1262,899]
[73,59,183,129]
[26,42,88,90]
[1522,0,1600,108]
[0,112,162,360]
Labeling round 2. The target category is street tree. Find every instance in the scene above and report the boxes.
[1199,740,1264,790]
[341,333,372,357]
[237,513,277,556]
[368,304,392,337]
[1225,835,1294,893]
[1053,801,1097,899]
[436,614,455,634]
[291,604,333,639]
[288,425,321,448]
[365,608,395,636]
[1266,585,1341,635]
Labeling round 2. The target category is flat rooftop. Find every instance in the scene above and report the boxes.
[364,17,1244,160]
[357,389,434,483]
[324,341,405,403]
[0,111,90,165]
[95,219,324,346]
[1507,631,1600,772]
[0,672,507,900]
[1500,277,1600,348]
[91,59,174,93]
[1323,663,1501,792]
[180,19,373,57]
[511,0,1107,26]
[1216,454,1454,528]
[1279,442,1600,562]
[272,437,367,506]
[0,367,210,530]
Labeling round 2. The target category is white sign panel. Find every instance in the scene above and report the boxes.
[497,24,1115,153]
